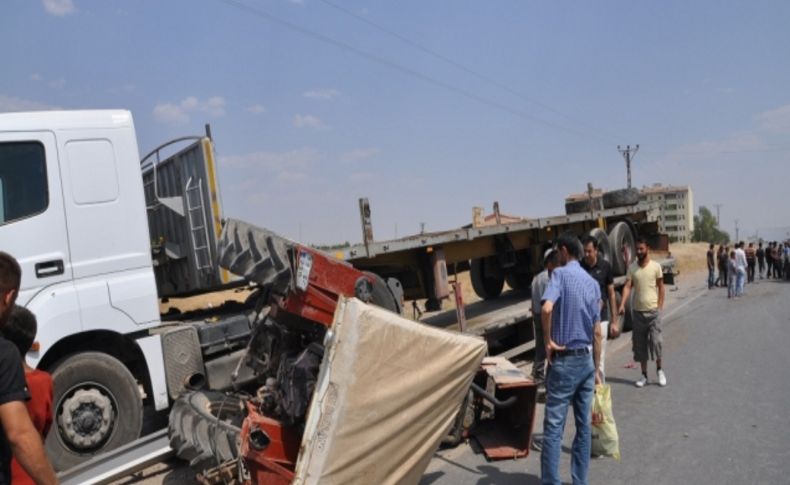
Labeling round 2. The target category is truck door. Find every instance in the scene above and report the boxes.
[0,132,74,306]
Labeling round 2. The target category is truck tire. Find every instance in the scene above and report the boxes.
[608,222,636,277]
[602,188,640,209]
[168,391,243,470]
[565,198,602,215]
[46,352,143,471]
[587,228,612,264]
[470,257,504,300]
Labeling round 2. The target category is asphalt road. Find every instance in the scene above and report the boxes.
[421,274,790,485]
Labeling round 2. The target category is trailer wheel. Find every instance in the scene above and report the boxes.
[608,222,636,276]
[602,188,640,209]
[587,228,612,264]
[470,257,504,300]
[168,391,243,471]
[46,352,143,471]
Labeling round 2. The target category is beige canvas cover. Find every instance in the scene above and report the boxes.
[293,297,487,485]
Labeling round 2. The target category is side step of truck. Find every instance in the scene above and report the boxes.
[58,429,173,485]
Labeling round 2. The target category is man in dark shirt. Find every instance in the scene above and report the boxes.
[706,244,716,289]
[756,242,765,280]
[0,252,57,485]
[580,235,619,383]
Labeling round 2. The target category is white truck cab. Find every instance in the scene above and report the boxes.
[0,110,242,470]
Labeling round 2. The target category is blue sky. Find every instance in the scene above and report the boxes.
[3,0,790,243]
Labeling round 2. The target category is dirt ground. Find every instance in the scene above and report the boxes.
[658,241,709,276]
[159,287,253,314]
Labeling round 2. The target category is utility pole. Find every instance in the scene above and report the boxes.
[734,219,740,242]
[713,204,723,226]
[617,144,640,189]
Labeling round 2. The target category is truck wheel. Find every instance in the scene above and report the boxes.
[602,188,640,209]
[587,228,612,264]
[608,222,636,277]
[168,390,243,470]
[46,352,143,471]
[470,257,504,300]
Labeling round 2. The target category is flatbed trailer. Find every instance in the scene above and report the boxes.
[342,199,666,307]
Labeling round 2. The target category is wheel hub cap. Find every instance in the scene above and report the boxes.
[59,388,114,450]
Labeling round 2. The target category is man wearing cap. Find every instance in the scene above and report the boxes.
[540,234,602,485]
[530,247,558,394]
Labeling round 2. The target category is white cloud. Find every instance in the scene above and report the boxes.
[341,147,380,163]
[756,103,790,135]
[293,114,327,129]
[153,96,226,125]
[49,78,66,90]
[153,103,190,125]
[221,148,317,170]
[246,104,266,114]
[288,0,304,4]
[30,73,42,81]
[42,0,76,16]
[303,89,341,100]
[0,95,60,112]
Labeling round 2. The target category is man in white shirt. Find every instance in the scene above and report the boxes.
[734,242,748,297]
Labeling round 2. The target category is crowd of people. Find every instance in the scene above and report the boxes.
[532,235,665,484]
[707,241,790,298]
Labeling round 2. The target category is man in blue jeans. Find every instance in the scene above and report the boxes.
[540,234,602,485]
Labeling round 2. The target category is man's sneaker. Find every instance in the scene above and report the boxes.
[658,369,667,387]
[635,375,648,388]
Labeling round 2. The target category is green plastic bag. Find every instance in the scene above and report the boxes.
[591,384,620,460]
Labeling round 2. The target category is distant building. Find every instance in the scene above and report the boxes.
[639,184,694,243]
[564,184,695,243]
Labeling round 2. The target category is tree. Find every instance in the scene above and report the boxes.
[692,206,730,244]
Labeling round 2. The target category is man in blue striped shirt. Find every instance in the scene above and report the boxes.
[540,234,602,485]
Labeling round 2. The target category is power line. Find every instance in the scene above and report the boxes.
[215,0,608,142]
[318,0,620,144]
